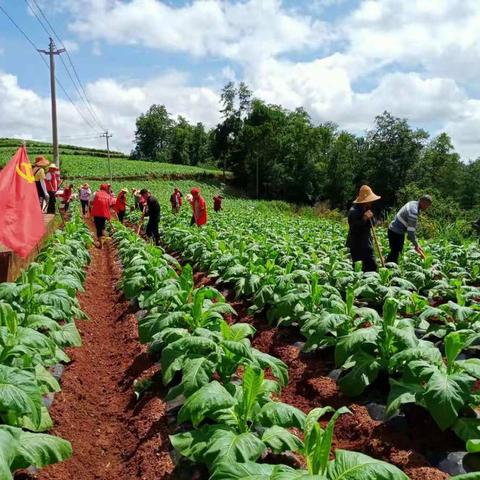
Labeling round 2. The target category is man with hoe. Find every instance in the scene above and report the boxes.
[140,189,161,245]
[386,195,432,263]
[346,185,381,272]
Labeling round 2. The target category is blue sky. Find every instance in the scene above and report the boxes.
[0,0,479,159]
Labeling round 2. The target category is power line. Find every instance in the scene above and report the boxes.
[26,0,105,130]
[0,4,99,133]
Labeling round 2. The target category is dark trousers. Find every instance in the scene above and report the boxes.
[47,192,56,214]
[350,247,377,272]
[117,210,125,223]
[386,229,405,264]
[80,200,89,215]
[93,216,107,239]
[190,215,195,226]
[146,216,160,245]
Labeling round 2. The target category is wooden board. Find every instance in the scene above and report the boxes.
[0,214,57,283]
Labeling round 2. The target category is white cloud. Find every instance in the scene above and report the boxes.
[0,70,220,154]
[65,0,328,61]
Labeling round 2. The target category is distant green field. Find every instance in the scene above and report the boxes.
[0,138,222,179]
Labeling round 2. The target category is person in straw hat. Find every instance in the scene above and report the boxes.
[386,195,432,263]
[346,185,381,272]
[79,183,92,217]
[32,156,50,210]
[115,187,129,224]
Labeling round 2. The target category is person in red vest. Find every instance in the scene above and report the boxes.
[213,194,224,213]
[115,188,128,223]
[170,187,183,214]
[61,184,74,212]
[91,183,115,248]
[45,164,59,214]
[188,187,207,227]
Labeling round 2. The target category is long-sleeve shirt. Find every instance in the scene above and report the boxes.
[145,196,161,219]
[91,190,114,219]
[346,204,373,250]
[389,201,419,247]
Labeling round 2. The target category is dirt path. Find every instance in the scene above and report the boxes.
[35,239,174,480]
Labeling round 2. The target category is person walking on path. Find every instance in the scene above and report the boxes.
[91,183,115,248]
[140,189,161,245]
[170,187,183,214]
[346,185,381,272]
[79,183,92,217]
[32,156,49,210]
[188,187,207,227]
[45,164,59,214]
[115,188,128,224]
[213,194,224,213]
[386,195,432,263]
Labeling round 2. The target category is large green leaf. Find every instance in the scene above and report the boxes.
[337,351,381,397]
[261,425,303,454]
[203,427,266,466]
[256,402,306,429]
[250,349,289,387]
[166,356,215,400]
[423,371,474,430]
[0,365,42,427]
[210,461,275,480]
[327,449,409,479]
[177,381,235,427]
[335,327,378,367]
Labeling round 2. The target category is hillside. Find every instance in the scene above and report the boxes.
[0,138,222,180]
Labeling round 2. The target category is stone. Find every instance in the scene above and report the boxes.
[365,402,386,421]
[42,393,55,410]
[327,369,342,381]
[135,309,148,321]
[436,451,468,476]
[49,364,65,381]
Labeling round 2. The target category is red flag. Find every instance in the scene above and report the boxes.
[0,146,46,258]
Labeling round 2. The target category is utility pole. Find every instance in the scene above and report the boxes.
[38,38,65,168]
[101,130,113,184]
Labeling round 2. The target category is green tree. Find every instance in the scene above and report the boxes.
[364,111,428,206]
[133,104,174,161]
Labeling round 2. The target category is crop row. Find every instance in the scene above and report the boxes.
[113,222,480,480]
[0,216,92,478]
[151,206,480,456]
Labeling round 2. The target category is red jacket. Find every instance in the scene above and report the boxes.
[115,192,127,212]
[62,187,73,202]
[91,190,113,219]
[191,195,207,226]
[45,172,57,192]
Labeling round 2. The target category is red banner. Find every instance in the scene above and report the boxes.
[0,146,46,257]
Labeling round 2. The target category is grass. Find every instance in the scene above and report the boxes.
[0,138,222,180]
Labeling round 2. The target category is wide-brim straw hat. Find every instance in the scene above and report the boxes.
[353,185,381,204]
[121,188,128,193]
[34,156,50,168]
[82,183,90,188]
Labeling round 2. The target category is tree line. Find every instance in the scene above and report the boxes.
[132,82,480,218]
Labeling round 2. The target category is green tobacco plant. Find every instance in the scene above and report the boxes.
[210,407,408,480]
[301,285,380,351]
[335,298,436,396]
[170,367,305,468]
[159,321,288,399]
[387,331,480,436]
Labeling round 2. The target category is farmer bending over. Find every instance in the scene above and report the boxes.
[346,185,381,272]
[386,195,432,263]
[140,189,161,245]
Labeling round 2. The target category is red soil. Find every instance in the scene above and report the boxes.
[25,238,174,480]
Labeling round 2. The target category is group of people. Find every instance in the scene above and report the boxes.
[32,156,74,213]
[85,185,223,248]
[346,184,432,272]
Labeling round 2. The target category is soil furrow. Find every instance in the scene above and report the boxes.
[33,237,174,480]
